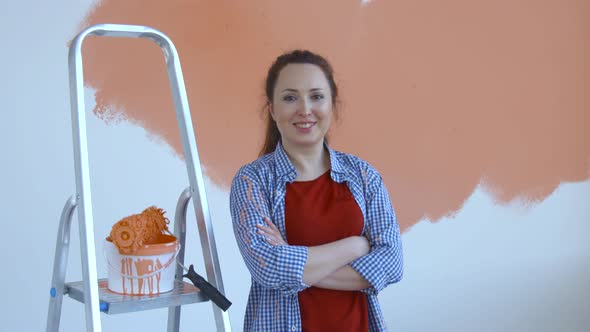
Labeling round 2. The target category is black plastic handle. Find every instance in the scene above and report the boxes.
[183,264,232,311]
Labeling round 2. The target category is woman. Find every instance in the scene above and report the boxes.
[229,50,403,332]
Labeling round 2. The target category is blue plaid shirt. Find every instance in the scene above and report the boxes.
[229,143,403,332]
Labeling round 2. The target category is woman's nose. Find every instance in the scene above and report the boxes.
[297,99,312,116]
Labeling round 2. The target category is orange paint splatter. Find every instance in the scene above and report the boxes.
[239,208,248,226]
[79,0,590,231]
[258,257,267,269]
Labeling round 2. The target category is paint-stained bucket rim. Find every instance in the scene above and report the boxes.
[105,234,178,256]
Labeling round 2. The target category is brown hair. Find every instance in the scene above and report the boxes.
[259,50,340,156]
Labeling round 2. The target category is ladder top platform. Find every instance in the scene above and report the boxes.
[65,279,209,315]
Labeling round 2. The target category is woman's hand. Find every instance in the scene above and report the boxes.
[356,235,371,257]
[256,218,287,246]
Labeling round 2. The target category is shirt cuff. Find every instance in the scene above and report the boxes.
[276,244,310,293]
[350,254,383,295]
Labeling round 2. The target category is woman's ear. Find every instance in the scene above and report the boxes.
[268,102,276,121]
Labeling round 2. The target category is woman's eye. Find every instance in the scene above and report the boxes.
[311,94,324,100]
[283,95,296,102]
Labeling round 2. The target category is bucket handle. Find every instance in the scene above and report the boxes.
[103,242,181,280]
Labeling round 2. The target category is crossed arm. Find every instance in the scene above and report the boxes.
[230,168,402,295]
[256,219,371,291]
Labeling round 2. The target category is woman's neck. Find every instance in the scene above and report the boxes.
[282,140,330,181]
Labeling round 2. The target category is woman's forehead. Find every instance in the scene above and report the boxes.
[275,64,330,91]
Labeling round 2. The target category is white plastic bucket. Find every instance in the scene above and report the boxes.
[104,234,180,295]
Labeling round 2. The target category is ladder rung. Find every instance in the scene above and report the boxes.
[65,279,209,315]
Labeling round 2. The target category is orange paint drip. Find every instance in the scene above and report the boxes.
[114,257,167,295]
[120,257,134,294]
[135,258,158,295]
[107,233,177,295]
[155,258,163,294]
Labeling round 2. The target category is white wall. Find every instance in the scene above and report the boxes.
[387,182,590,331]
[1,1,588,331]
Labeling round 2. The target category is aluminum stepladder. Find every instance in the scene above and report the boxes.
[46,24,232,332]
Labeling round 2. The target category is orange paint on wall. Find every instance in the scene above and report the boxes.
[79,0,589,231]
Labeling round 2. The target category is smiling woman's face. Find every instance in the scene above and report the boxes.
[270,63,334,151]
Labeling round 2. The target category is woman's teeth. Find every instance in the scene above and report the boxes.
[295,123,313,128]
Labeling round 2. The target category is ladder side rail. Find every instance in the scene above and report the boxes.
[68,26,104,332]
[159,28,232,332]
[168,187,192,332]
[46,196,78,332]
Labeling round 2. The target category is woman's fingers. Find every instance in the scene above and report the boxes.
[264,217,280,231]
[256,223,286,246]
[268,221,281,233]
[256,224,278,241]
[257,223,278,234]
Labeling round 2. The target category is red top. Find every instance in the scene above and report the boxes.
[285,171,369,332]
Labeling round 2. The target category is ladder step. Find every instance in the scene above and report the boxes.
[65,279,209,315]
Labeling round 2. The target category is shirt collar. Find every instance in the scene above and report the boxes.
[273,140,347,182]
[273,142,297,181]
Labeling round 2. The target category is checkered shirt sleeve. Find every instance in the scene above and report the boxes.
[229,165,309,296]
[350,165,404,295]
